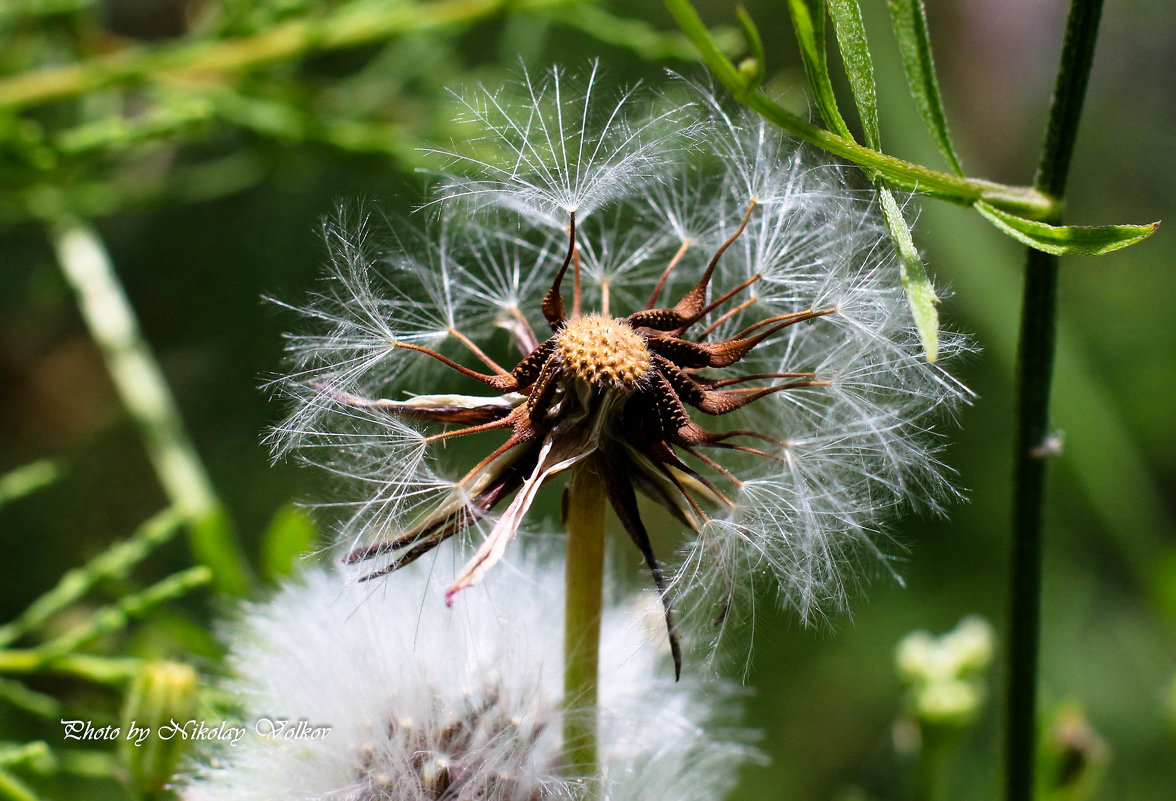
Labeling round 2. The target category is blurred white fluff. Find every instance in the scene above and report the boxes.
[270,65,971,656]
[179,560,755,801]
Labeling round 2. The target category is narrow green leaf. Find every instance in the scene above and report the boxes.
[974,201,1160,255]
[40,566,212,657]
[734,6,766,87]
[0,767,40,801]
[0,743,51,772]
[826,0,880,150]
[260,504,319,580]
[880,186,940,361]
[54,750,121,780]
[0,508,184,649]
[0,677,62,719]
[887,0,964,174]
[786,0,851,138]
[188,506,252,596]
[0,461,59,509]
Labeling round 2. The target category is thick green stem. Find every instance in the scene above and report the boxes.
[563,460,606,784]
[49,220,252,595]
[1006,2,1103,801]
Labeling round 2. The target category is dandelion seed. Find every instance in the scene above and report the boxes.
[427,63,698,227]
[271,68,969,669]
[179,561,755,801]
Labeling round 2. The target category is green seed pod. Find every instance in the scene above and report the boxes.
[119,660,199,800]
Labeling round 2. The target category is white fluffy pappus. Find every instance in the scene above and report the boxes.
[178,560,755,801]
[269,65,971,662]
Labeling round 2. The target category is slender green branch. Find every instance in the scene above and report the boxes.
[48,220,251,594]
[0,0,571,111]
[0,677,62,719]
[0,768,39,801]
[563,459,607,786]
[663,0,1058,220]
[0,461,59,510]
[38,567,211,657]
[0,651,142,685]
[0,509,183,648]
[1006,3,1104,801]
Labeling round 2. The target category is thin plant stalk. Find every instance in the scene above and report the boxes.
[0,0,572,111]
[563,458,606,785]
[1006,2,1104,800]
[49,220,251,595]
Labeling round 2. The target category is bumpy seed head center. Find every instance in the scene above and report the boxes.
[555,314,651,392]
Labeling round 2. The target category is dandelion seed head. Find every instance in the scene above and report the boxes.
[272,68,971,663]
[179,560,755,801]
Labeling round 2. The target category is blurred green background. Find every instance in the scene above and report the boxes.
[1,1,1172,799]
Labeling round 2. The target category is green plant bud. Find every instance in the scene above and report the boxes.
[914,678,982,727]
[895,616,995,686]
[941,616,994,675]
[1040,705,1108,801]
[737,57,762,85]
[119,660,199,801]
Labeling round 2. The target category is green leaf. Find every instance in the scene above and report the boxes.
[260,504,319,580]
[0,508,184,649]
[887,0,964,174]
[974,201,1160,255]
[0,461,59,509]
[39,567,212,657]
[880,186,940,361]
[0,767,41,801]
[786,0,851,138]
[826,0,880,150]
[734,6,766,88]
[188,506,252,596]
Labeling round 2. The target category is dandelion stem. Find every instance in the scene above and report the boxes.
[48,219,252,595]
[563,459,606,786]
[1006,2,1103,800]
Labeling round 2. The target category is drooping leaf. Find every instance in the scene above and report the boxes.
[880,186,940,361]
[887,0,964,174]
[974,201,1160,256]
[786,0,851,138]
[826,0,879,150]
